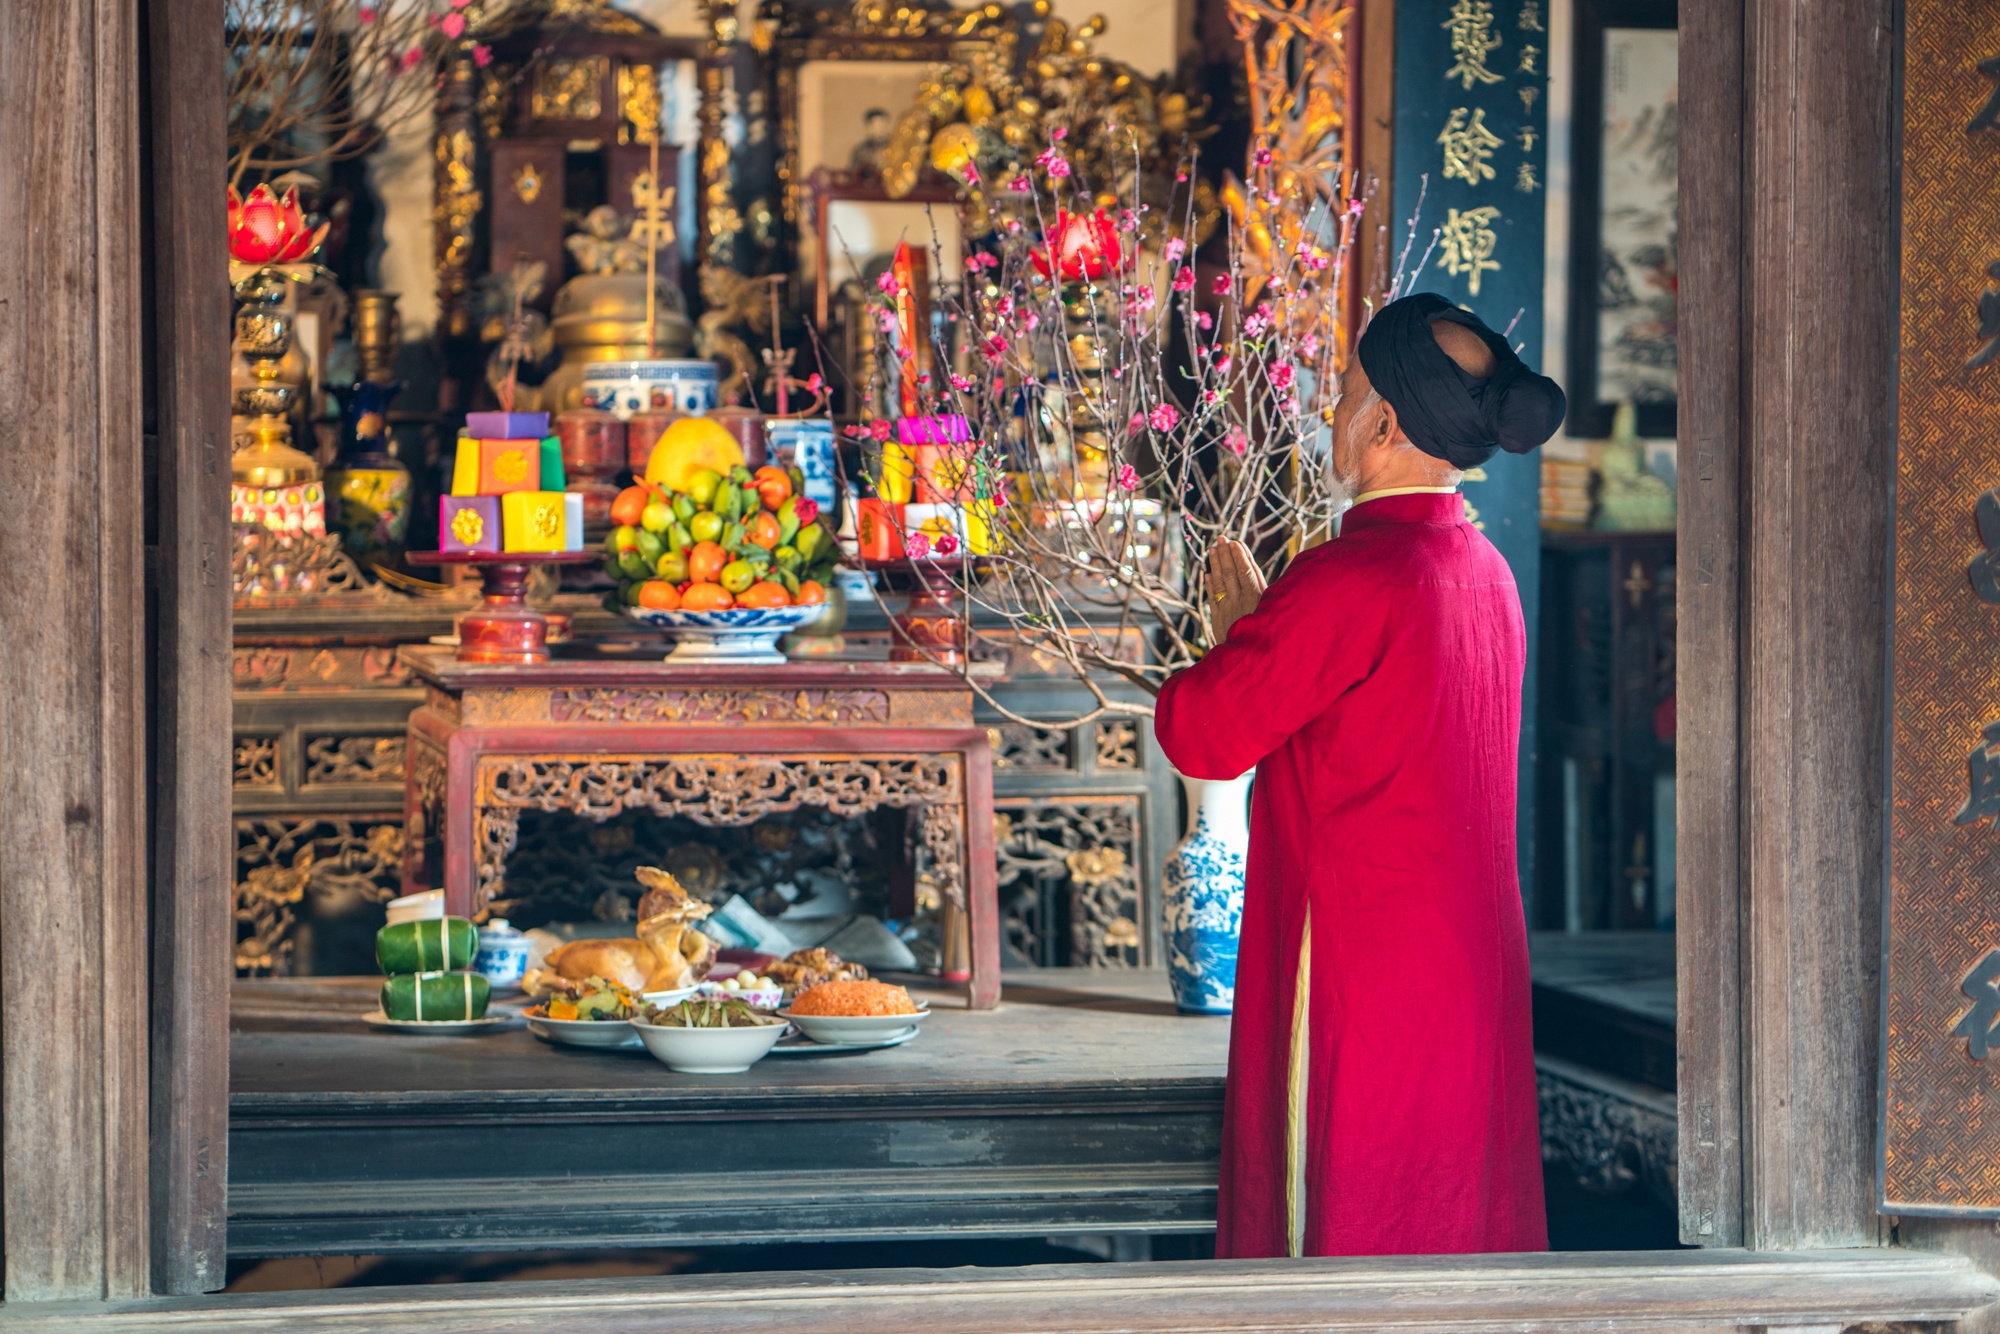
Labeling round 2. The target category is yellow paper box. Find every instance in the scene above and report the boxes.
[450,435,479,496]
[501,490,568,553]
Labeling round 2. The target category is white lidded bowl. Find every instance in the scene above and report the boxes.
[778,1005,930,1045]
[631,1017,787,1073]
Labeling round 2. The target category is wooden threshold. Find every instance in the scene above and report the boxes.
[0,1247,1990,1333]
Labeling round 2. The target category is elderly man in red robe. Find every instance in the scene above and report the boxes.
[1154,293,1567,1259]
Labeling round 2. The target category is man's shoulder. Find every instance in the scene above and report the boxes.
[1283,517,1516,593]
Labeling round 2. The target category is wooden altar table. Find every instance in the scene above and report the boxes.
[226,971,1226,1258]
[397,646,1000,1007]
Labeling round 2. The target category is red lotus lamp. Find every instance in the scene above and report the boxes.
[1031,209,1123,283]
[228,184,328,265]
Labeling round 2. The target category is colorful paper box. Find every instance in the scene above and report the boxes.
[855,498,905,561]
[878,444,916,504]
[563,493,585,551]
[479,439,540,495]
[450,435,478,495]
[913,444,978,503]
[465,411,549,439]
[538,436,566,491]
[896,414,971,444]
[902,502,966,557]
[440,495,502,552]
[501,490,568,553]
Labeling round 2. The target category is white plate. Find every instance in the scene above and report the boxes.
[362,1009,518,1035]
[525,1013,640,1047]
[777,1005,931,1045]
[769,1025,920,1054]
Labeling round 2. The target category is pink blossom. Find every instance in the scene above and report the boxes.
[1301,333,1321,359]
[1203,389,1220,404]
[1119,209,1141,232]
[1165,237,1187,263]
[399,46,424,71]
[1129,285,1156,314]
[1038,151,1071,179]
[1171,266,1195,292]
[472,42,493,67]
[1116,464,1140,492]
[1253,146,1274,168]
[950,372,974,392]
[906,531,931,559]
[967,251,998,272]
[982,333,1009,361]
[1127,412,1148,436]
[1214,355,1232,375]
[1149,402,1180,432]
[869,420,892,442]
[1269,363,1295,390]
[916,370,931,384]
[1023,311,1040,331]
[1051,126,1068,141]
[877,270,899,294]
[452,0,471,7]
[962,160,980,185]
[1211,273,1231,296]
[994,295,1014,319]
[1176,171,1188,183]
[1007,176,1032,194]
[358,5,376,21]
[440,11,465,37]
[843,424,869,439]
[1196,310,1213,330]
[793,498,820,525]
[1224,427,1249,456]
[935,533,960,555]
[1348,198,1366,216]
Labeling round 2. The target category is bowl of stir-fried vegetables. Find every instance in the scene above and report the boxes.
[630,996,786,1072]
[524,976,643,1047]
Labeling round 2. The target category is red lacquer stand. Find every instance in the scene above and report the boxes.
[865,556,971,666]
[405,550,600,664]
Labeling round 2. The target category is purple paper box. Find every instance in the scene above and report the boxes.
[464,411,550,440]
[439,494,502,552]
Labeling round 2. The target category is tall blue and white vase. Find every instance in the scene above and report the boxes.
[1160,770,1252,1014]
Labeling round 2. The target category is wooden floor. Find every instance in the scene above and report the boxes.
[229,970,1228,1257]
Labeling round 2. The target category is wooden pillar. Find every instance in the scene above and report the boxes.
[142,0,233,1296]
[0,0,151,1302]
[1678,0,1897,1252]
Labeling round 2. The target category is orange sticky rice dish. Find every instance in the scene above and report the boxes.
[789,979,919,1016]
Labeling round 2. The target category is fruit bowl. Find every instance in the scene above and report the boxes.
[623,603,829,664]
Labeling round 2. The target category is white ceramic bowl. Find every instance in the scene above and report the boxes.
[622,604,828,664]
[778,1005,931,1045]
[631,1017,788,1073]
[698,978,785,1010]
[525,1013,639,1048]
[639,985,701,1008]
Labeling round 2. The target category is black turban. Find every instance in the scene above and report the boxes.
[1355,292,1567,469]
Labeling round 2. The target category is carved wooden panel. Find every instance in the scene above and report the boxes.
[994,797,1143,968]
[549,687,892,725]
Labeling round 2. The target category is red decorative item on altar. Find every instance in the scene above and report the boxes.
[1031,209,1123,283]
[891,242,924,417]
[227,184,329,265]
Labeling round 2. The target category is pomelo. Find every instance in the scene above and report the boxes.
[645,417,744,494]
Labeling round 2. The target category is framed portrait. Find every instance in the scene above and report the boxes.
[1566,0,1678,438]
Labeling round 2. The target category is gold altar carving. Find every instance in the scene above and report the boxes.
[619,61,663,144]
[532,57,610,121]
[549,688,894,725]
[473,752,965,911]
[233,645,415,691]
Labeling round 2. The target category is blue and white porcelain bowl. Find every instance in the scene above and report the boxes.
[623,603,829,664]
[581,359,719,420]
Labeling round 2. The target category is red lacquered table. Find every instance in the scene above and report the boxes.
[397,646,1000,1008]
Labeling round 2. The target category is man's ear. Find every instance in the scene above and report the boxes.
[1373,397,1400,451]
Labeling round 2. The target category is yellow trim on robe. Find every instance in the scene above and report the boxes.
[1351,484,1462,505]
[1286,909,1312,1257]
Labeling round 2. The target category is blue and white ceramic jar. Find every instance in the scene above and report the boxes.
[580,359,719,420]
[472,917,531,991]
[1160,771,1252,1015]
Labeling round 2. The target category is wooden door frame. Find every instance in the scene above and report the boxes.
[6,0,1994,1309]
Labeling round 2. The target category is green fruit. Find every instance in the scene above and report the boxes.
[773,544,801,570]
[655,551,689,583]
[723,521,745,551]
[689,511,724,543]
[777,498,801,546]
[671,494,696,523]
[619,550,652,581]
[775,566,801,595]
[602,555,624,581]
[742,545,772,566]
[687,468,722,506]
[670,521,695,551]
[641,501,672,533]
[729,465,753,485]
[796,523,827,560]
[636,529,665,563]
[720,559,757,593]
[610,524,641,553]
[715,482,741,522]
[787,466,805,497]
[620,579,645,606]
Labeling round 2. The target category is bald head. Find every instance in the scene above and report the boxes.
[1432,317,1497,378]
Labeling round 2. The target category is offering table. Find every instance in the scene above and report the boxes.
[397,645,1000,1007]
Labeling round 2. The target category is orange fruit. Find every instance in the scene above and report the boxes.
[644,417,745,493]
[681,582,734,610]
[746,511,782,550]
[737,580,792,609]
[754,465,792,511]
[795,580,827,606]
[636,580,681,611]
[610,485,650,528]
[687,539,727,584]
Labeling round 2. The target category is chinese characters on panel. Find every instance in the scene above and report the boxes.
[1433,0,1546,298]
